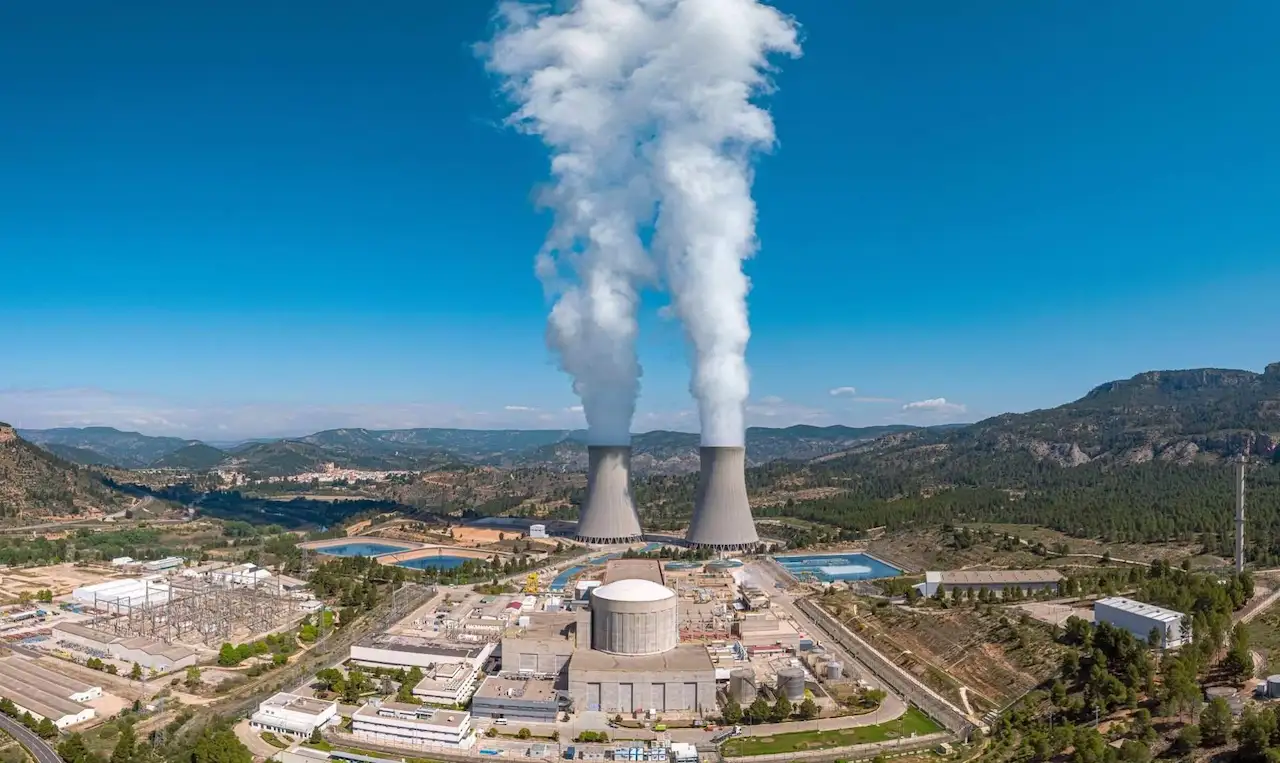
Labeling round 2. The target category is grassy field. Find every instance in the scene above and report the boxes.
[720,707,942,757]
[1247,596,1280,673]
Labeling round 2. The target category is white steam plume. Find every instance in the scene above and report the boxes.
[483,0,661,446]
[484,0,799,448]
[645,0,799,446]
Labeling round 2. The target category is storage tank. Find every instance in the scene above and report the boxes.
[826,661,844,681]
[590,579,679,655]
[776,667,806,701]
[1268,676,1280,699]
[729,668,757,704]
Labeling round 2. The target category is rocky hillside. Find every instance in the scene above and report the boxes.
[0,423,131,518]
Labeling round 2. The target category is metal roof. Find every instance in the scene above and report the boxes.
[934,570,1064,585]
[1095,596,1184,623]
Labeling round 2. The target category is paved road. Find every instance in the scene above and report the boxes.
[0,714,59,763]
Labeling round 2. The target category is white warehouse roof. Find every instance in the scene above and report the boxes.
[591,579,675,603]
[1096,596,1183,624]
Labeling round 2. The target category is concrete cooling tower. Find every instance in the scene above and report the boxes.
[576,446,644,543]
[687,446,759,550]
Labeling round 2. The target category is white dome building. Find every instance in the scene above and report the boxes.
[589,579,679,656]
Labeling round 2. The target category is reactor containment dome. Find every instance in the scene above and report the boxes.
[589,579,679,656]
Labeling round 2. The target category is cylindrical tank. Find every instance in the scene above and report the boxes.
[730,668,757,704]
[590,579,678,655]
[776,667,806,701]
[1268,676,1280,699]
[826,661,844,681]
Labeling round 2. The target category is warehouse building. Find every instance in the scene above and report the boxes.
[918,570,1064,598]
[0,658,97,728]
[471,676,560,722]
[351,703,477,750]
[350,635,494,675]
[1094,597,1187,648]
[250,693,338,739]
[142,556,186,572]
[53,623,199,673]
[72,578,170,612]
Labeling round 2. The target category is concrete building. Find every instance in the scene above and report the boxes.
[471,675,560,722]
[687,447,758,550]
[250,693,338,739]
[528,524,548,539]
[733,614,801,651]
[501,612,578,677]
[1094,597,1187,648]
[110,557,134,567]
[0,658,97,728]
[577,446,644,543]
[142,556,185,572]
[350,635,494,674]
[351,703,476,750]
[918,570,1064,598]
[565,570,716,714]
[53,623,199,672]
[567,646,716,714]
[411,660,484,706]
[591,579,679,656]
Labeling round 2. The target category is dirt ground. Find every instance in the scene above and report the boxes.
[824,594,1066,715]
[1015,601,1096,628]
[0,563,125,599]
[85,692,132,719]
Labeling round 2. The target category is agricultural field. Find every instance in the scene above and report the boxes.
[822,593,1068,715]
[721,708,943,757]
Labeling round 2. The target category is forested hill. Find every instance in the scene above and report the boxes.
[753,362,1280,564]
[0,422,131,518]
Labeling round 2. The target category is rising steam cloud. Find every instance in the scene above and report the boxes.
[484,0,799,448]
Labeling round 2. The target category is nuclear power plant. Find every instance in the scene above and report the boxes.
[687,446,759,550]
[576,446,644,544]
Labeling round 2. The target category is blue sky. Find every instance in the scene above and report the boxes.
[2,1,1277,438]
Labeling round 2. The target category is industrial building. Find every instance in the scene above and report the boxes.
[250,693,338,739]
[54,622,200,672]
[577,446,644,543]
[1094,597,1187,648]
[528,524,548,539]
[411,660,485,706]
[350,634,495,675]
[501,612,579,677]
[471,675,560,722]
[687,447,758,550]
[351,703,477,750]
[0,658,97,728]
[567,562,716,714]
[918,570,1064,598]
[142,556,186,572]
[73,578,171,612]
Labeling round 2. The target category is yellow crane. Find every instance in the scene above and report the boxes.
[523,572,540,594]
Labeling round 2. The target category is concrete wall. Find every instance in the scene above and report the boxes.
[567,671,715,714]
[500,638,573,677]
[927,581,1060,598]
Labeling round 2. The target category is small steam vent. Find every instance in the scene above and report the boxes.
[687,446,759,550]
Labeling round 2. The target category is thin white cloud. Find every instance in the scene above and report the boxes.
[503,405,537,412]
[828,386,857,397]
[902,398,967,414]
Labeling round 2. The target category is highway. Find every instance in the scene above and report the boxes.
[0,714,59,763]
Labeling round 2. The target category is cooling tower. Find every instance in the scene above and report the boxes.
[577,446,644,543]
[687,446,759,550]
